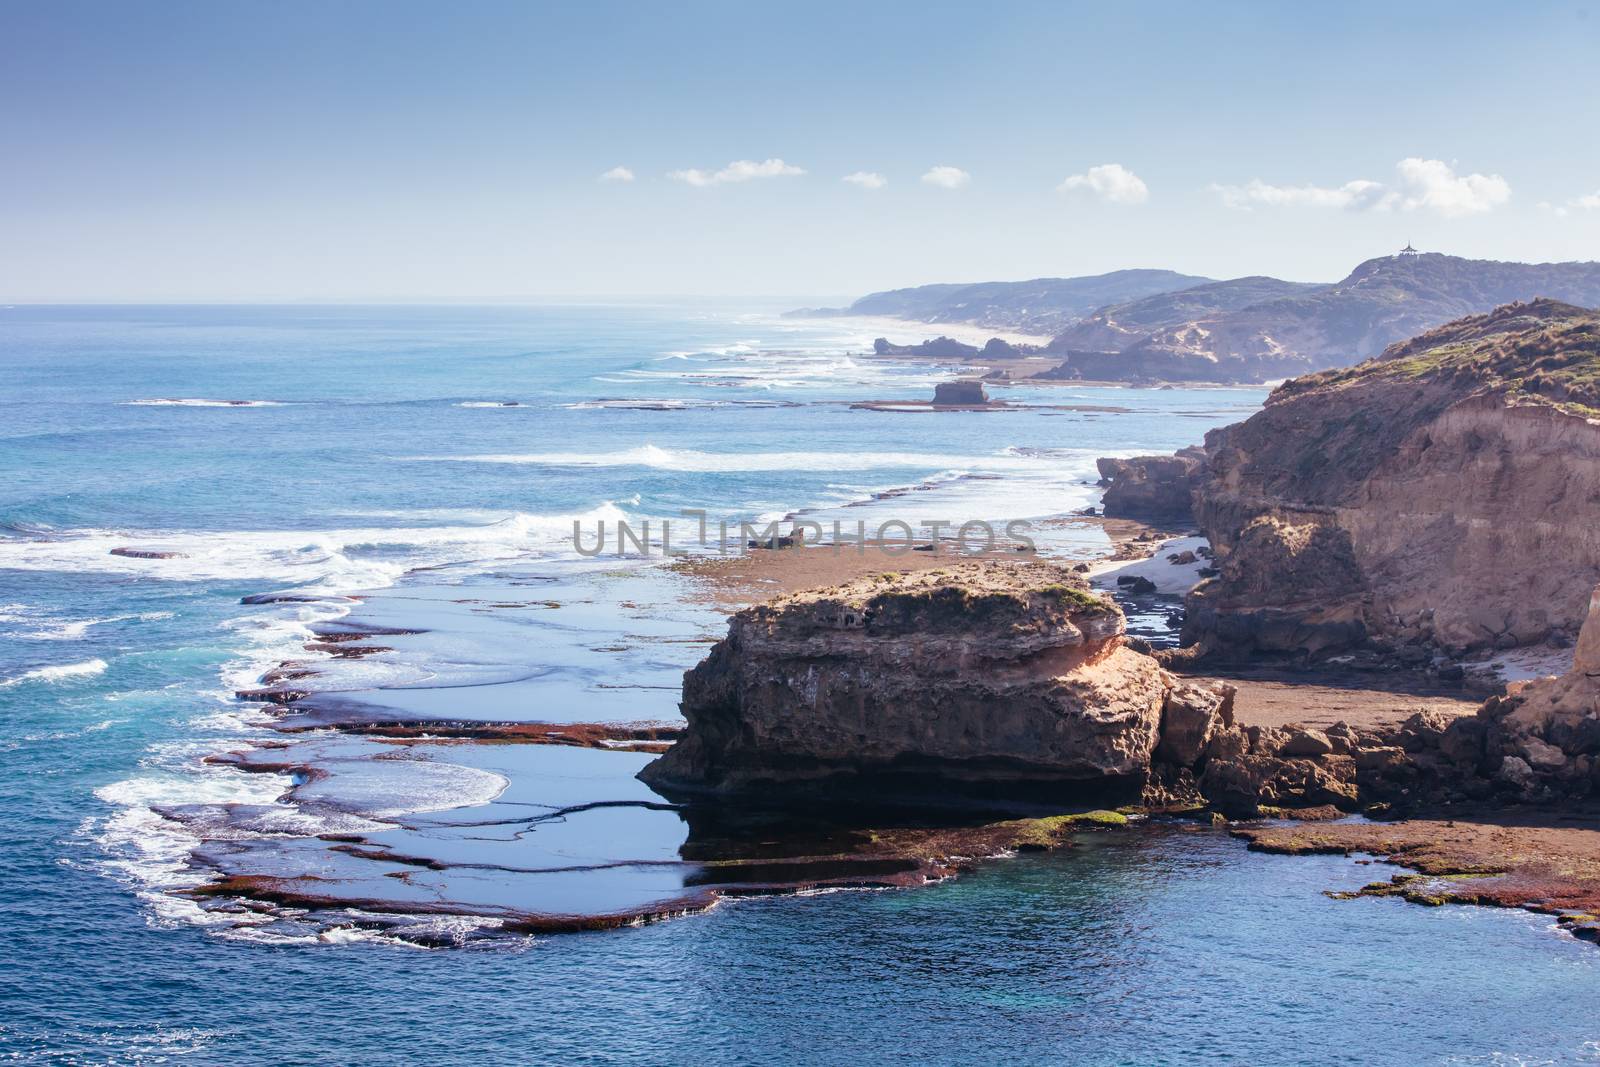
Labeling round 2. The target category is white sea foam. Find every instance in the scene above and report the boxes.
[0,504,630,587]
[608,344,961,392]
[297,757,510,818]
[655,340,759,359]
[216,597,359,696]
[72,499,647,939]
[124,398,284,407]
[562,397,795,411]
[0,658,108,687]
[31,618,95,640]
[793,464,1104,533]
[20,610,173,640]
[456,400,523,408]
[89,759,295,927]
[410,444,1094,474]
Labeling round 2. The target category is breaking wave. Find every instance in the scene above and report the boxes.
[0,658,109,688]
[123,398,284,407]
[0,504,631,590]
[409,444,1094,474]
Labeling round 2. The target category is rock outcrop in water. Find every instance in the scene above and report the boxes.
[639,561,1234,804]
[932,380,990,406]
[1177,300,1600,663]
[1097,448,1205,519]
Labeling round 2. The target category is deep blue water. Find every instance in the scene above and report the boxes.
[2,304,1598,1065]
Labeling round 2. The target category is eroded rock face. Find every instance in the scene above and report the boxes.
[932,380,990,406]
[1358,583,1600,808]
[1154,679,1232,767]
[1097,448,1205,519]
[1179,516,1367,659]
[641,562,1198,804]
[1182,300,1600,661]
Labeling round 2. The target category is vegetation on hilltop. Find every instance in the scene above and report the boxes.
[1050,275,1327,342]
[791,269,1213,335]
[1279,299,1600,417]
[1044,253,1600,383]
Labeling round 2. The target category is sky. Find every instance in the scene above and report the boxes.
[3,0,1600,302]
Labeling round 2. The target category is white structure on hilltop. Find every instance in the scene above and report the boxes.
[1398,242,1420,257]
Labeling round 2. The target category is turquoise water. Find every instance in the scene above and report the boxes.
[3,305,1598,1065]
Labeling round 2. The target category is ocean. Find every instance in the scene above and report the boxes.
[3,303,1599,1065]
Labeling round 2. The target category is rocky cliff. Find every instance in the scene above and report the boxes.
[1353,583,1600,809]
[1181,299,1600,662]
[640,561,1233,805]
[642,557,1578,820]
[1041,254,1600,383]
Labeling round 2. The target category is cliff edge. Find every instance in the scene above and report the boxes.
[1181,299,1600,662]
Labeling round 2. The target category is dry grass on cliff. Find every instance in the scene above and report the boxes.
[1287,300,1600,418]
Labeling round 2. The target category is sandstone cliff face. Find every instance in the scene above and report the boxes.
[1183,300,1600,660]
[933,380,990,406]
[640,561,1231,804]
[1354,584,1600,809]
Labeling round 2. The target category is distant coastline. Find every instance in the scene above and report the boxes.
[788,312,1053,349]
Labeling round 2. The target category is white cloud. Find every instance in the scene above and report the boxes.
[1393,157,1509,217]
[598,165,635,183]
[1057,163,1149,205]
[921,165,970,189]
[1544,189,1600,217]
[1211,159,1510,217]
[667,158,806,187]
[842,171,888,190]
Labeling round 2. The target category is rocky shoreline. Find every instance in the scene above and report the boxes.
[185,549,1182,943]
[195,523,1600,946]
[183,301,1600,945]
[628,531,1600,944]
[1045,300,1600,936]
[1234,811,1600,946]
[629,300,1600,944]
